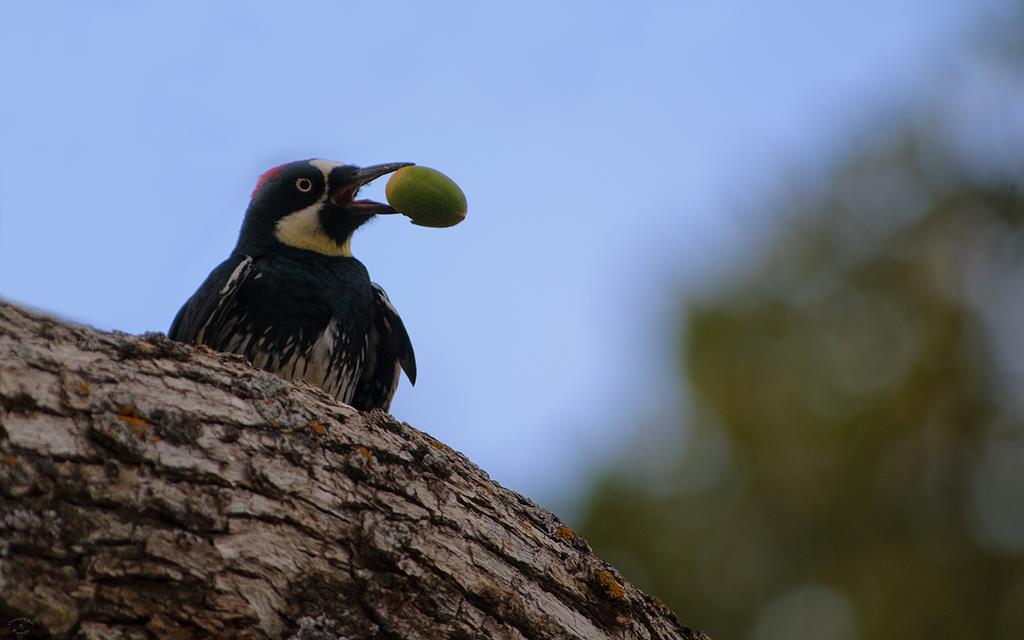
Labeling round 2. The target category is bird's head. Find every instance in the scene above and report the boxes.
[235,159,412,257]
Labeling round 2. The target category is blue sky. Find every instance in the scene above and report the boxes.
[0,1,1009,508]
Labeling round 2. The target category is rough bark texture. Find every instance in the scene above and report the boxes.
[0,302,706,640]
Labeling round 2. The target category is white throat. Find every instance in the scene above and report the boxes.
[274,204,353,257]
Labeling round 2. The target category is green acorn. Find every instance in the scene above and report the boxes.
[385,166,467,228]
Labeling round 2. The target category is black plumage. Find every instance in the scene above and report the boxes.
[169,159,416,411]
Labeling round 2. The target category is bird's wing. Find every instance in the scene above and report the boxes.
[350,283,416,412]
[169,254,333,371]
[169,254,258,346]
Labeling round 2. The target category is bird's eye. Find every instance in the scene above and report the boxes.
[295,177,314,192]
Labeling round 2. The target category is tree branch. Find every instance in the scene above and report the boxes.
[0,302,706,640]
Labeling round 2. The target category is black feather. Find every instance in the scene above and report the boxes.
[170,247,414,411]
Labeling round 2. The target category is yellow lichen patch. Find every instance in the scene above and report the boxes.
[116,403,138,416]
[2,455,16,466]
[120,418,150,438]
[116,403,149,430]
[116,413,148,427]
[596,570,626,602]
[115,404,150,436]
[356,446,374,463]
[554,525,576,542]
[307,421,326,435]
[425,436,456,455]
[652,596,673,615]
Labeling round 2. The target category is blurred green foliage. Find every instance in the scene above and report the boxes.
[576,26,1024,640]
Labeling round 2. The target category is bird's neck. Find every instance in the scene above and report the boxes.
[273,208,354,257]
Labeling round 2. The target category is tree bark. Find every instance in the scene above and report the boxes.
[0,302,706,640]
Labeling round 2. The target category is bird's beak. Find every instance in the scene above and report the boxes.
[330,162,414,215]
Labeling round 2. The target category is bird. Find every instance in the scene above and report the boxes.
[169,159,416,411]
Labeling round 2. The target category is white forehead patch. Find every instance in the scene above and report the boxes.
[309,159,344,185]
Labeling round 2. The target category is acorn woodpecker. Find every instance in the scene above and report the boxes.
[169,159,416,411]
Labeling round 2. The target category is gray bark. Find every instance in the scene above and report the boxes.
[0,302,707,640]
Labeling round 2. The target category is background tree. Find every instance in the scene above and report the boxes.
[576,11,1024,640]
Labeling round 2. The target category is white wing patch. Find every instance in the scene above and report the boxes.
[197,257,256,343]
[220,256,254,294]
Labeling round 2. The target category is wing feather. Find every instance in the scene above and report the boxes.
[169,255,257,346]
[349,283,416,411]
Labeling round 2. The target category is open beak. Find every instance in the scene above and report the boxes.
[330,162,414,215]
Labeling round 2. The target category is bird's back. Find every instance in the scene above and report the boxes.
[170,249,386,407]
